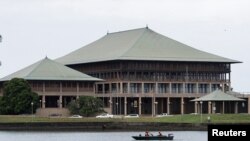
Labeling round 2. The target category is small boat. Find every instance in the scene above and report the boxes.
[132,133,174,140]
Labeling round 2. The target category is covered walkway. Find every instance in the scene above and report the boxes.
[191,90,245,114]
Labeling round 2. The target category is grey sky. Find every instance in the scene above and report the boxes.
[0,0,249,92]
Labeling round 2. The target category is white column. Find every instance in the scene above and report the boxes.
[234,102,238,114]
[139,97,142,115]
[152,97,155,117]
[109,97,112,114]
[181,97,184,114]
[212,102,216,114]
[59,95,62,108]
[42,95,46,108]
[167,97,170,115]
[194,101,198,113]
[208,101,211,114]
[124,97,127,115]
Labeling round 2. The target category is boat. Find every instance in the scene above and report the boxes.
[132,133,174,140]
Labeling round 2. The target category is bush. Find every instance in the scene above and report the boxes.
[67,96,103,117]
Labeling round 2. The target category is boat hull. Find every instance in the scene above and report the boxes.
[132,135,174,140]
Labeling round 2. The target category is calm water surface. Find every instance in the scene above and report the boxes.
[0,131,207,141]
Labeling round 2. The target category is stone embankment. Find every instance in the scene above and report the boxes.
[0,122,207,131]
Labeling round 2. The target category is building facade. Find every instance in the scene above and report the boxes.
[57,27,249,115]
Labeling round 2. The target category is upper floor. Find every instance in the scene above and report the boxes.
[0,80,94,96]
[68,60,231,82]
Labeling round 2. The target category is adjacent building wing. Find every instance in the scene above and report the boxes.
[0,57,102,81]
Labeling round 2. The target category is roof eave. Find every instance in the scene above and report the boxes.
[191,99,245,102]
[0,77,103,82]
[63,58,242,65]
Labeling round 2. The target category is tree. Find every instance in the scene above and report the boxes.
[67,96,103,117]
[0,78,39,115]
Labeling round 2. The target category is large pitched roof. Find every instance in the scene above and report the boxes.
[191,90,244,101]
[0,57,102,81]
[56,27,240,65]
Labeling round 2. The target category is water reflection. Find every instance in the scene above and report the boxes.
[0,131,207,141]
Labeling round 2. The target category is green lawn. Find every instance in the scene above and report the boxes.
[0,114,250,123]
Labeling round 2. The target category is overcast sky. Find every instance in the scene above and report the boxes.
[0,0,250,92]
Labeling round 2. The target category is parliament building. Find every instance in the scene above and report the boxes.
[1,27,249,116]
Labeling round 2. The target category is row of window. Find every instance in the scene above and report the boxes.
[92,72,229,81]
[30,81,93,92]
[96,83,221,94]
[71,61,230,73]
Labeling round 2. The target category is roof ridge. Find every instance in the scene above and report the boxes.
[107,27,147,35]
[118,28,148,58]
[23,58,46,78]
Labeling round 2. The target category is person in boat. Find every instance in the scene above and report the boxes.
[145,131,149,137]
[158,131,162,136]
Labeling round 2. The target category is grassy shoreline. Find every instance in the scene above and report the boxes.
[0,114,250,123]
[0,114,249,131]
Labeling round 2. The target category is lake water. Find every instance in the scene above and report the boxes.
[0,131,207,141]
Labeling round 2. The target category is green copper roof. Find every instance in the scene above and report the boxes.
[0,57,102,81]
[56,27,240,65]
[192,90,244,101]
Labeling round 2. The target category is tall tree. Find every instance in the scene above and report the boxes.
[0,78,39,115]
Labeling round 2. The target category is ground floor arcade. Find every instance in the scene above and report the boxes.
[98,96,249,116]
[34,93,250,117]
